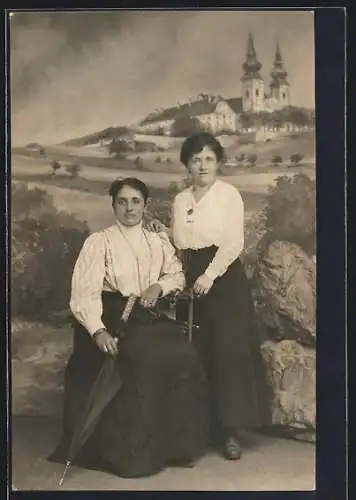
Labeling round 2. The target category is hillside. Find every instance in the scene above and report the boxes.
[124,130,315,167]
[225,131,315,163]
[56,127,314,159]
[61,126,132,147]
[12,122,315,178]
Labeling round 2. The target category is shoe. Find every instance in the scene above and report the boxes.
[167,458,196,468]
[222,435,242,460]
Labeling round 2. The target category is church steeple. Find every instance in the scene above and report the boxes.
[269,36,290,108]
[241,32,262,81]
[240,33,265,113]
[270,37,289,87]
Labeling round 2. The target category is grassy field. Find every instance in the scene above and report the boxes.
[12,171,267,214]
[11,133,315,234]
[13,130,315,176]
[225,131,315,162]
[12,152,315,191]
[12,154,274,233]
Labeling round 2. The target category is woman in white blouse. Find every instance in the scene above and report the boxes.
[50,178,209,478]
[172,133,271,460]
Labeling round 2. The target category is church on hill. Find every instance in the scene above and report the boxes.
[137,34,292,136]
[241,33,290,113]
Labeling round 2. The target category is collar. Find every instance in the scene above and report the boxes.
[115,219,144,235]
[190,179,218,203]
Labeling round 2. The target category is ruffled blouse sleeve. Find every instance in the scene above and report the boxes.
[69,232,106,335]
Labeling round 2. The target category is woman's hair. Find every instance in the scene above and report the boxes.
[180,132,225,167]
[109,177,150,205]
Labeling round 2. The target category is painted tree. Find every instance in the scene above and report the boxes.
[272,155,283,167]
[135,156,145,170]
[289,153,304,167]
[66,163,81,179]
[171,116,206,137]
[51,160,61,176]
[263,173,316,255]
[236,153,246,162]
[12,182,90,320]
[108,138,132,157]
[247,153,258,168]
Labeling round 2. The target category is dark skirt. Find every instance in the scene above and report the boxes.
[178,246,271,435]
[49,292,209,478]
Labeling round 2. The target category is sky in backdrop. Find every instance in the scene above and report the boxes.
[10,10,315,146]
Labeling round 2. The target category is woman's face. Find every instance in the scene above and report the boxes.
[187,146,219,188]
[113,185,146,226]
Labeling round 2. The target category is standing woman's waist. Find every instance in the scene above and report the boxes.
[181,245,218,264]
[181,246,243,289]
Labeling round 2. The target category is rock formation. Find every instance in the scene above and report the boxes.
[253,240,316,442]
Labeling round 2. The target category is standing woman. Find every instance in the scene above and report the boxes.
[172,133,271,460]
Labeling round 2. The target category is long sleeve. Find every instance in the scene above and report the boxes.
[204,188,245,281]
[69,232,106,336]
[156,232,186,296]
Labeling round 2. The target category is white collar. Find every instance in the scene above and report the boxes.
[116,220,144,236]
[189,179,219,204]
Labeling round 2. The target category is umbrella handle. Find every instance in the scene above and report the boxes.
[58,461,71,487]
[187,289,194,343]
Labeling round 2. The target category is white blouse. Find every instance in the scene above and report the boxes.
[70,221,185,336]
[172,180,244,281]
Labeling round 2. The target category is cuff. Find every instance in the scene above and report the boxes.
[157,279,171,297]
[86,318,106,336]
[204,267,218,282]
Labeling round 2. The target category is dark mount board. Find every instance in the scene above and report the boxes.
[3,5,348,500]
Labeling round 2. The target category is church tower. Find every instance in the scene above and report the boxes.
[269,37,290,109]
[241,33,265,113]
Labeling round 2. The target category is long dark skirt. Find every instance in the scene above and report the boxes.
[49,292,209,478]
[178,246,271,437]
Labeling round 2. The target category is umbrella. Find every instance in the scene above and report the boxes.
[187,288,194,343]
[58,294,137,487]
[179,249,197,343]
[174,288,198,342]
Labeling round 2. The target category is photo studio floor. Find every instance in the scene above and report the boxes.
[11,416,315,491]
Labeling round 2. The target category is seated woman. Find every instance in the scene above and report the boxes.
[50,177,209,478]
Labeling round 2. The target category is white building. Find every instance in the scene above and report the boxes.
[138,34,292,136]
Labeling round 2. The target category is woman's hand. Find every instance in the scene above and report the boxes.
[94,329,119,356]
[140,283,163,308]
[193,273,214,297]
[144,219,166,233]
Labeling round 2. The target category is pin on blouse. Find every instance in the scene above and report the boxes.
[173,179,245,282]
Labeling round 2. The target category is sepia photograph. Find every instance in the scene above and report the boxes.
[10,9,316,491]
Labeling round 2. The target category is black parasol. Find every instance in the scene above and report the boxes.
[58,294,137,487]
[187,288,194,343]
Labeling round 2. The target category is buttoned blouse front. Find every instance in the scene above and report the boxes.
[70,222,185,336]
[172,179,245,281]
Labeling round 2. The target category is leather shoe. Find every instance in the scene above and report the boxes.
[222,435,242,460]
[168,458,196,468]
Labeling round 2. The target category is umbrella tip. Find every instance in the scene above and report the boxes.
[58,461,71,487]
